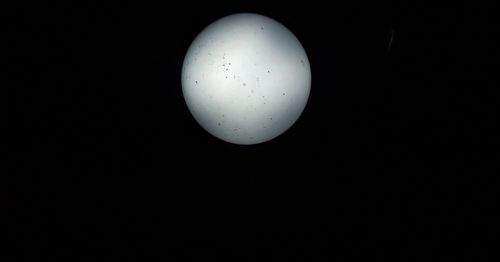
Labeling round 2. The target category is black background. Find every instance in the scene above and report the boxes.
[6,1,498,261]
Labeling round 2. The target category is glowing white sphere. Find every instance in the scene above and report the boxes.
[182,13,311,145]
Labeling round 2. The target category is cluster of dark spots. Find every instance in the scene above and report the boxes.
[221,61,232,76]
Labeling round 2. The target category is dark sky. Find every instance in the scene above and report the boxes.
[6,1,497,261]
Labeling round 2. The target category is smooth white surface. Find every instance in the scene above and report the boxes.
[182,13,311,145]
